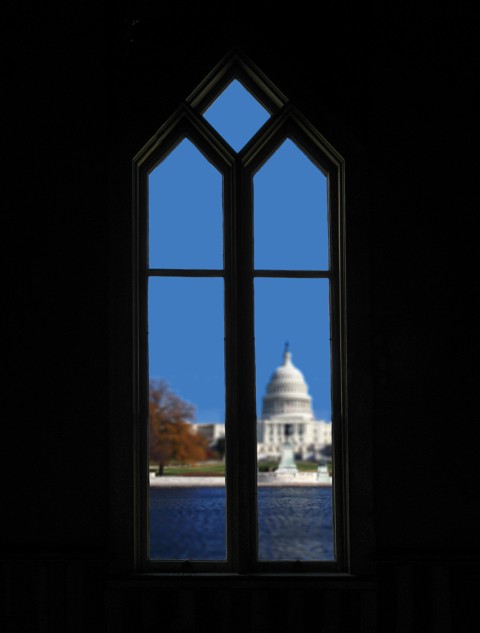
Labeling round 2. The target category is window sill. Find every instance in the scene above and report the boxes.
[108,571,376,590]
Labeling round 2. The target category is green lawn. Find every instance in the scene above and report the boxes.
[165,462,226,476]
[150,460,328,476]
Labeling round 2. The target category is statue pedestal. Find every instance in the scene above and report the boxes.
[316,463,331,483]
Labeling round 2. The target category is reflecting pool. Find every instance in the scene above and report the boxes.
[150,486,333,561]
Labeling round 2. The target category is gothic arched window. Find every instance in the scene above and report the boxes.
[133,50,347,573]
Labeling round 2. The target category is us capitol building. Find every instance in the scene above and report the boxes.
[194,344,332,462]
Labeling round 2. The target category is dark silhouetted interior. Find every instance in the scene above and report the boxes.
[2,5,478,632]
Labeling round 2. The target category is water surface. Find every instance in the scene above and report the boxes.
[150,486,333,561]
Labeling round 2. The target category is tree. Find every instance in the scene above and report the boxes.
[149,379,209,475]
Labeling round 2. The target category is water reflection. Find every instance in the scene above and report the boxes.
[257,487,333,560]
[150,487,226,560]
[149,486,333,561]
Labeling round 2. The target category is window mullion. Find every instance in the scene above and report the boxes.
[227,158,257,572]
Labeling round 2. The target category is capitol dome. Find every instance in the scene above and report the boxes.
[261,344,314,419]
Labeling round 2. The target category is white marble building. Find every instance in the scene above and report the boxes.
[195,345,332,462]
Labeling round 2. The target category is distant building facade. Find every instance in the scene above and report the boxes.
[194,346,332,462]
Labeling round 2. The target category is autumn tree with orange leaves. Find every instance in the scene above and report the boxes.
[149,379,209,475]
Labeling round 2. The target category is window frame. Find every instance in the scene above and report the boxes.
[132,51,350,574]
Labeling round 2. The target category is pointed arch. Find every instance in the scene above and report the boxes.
[133,49,348,573]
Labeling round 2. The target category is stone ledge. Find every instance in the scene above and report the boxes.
[150,474,332,487]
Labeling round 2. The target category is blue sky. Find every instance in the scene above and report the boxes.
[148,81,331,422]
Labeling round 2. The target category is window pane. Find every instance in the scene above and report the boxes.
[148,277,226,560]
[255,278,334,561]
[203,79,270,152]
[254,139,328,270]
[148,138,223,269]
